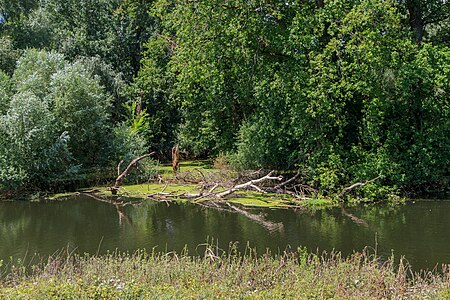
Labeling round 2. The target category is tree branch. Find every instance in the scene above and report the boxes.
[215,171,282,198]
[112,152,155,194]
[337,176,383,199]
[117,160,124,177]
[273,172,300,190]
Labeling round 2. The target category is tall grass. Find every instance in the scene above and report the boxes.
[1,246,449,299]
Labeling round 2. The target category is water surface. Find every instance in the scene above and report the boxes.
[1,196,449,271]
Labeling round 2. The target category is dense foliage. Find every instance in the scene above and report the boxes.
[2,248,450,299]
[0,0,448,197]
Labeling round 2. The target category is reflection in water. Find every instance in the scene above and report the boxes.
[81,193,133,225]
[0,196,449,271]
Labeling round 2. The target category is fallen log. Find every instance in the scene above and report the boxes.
[146,171,283,201]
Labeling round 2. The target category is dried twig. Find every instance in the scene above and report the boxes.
[250,184,266,193]
[160,182,169,193]
[208,184,219,193]
[273,172,300,190]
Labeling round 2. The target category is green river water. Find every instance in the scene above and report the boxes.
[1,195,449,271]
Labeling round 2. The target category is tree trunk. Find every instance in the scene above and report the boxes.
[171,145,180,174]
[407,0,425,43]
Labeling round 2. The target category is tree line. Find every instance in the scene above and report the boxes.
[0,0,448,198]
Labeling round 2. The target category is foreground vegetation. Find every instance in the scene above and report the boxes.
[1,247,449,299]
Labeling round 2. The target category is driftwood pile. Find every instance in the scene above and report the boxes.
[109,153,382,210]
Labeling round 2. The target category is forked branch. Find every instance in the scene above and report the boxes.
[112,152,155,194]
[215,171,282,198]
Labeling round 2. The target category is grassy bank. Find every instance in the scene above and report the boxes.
[47,161,337,210]
[1,248,449,299]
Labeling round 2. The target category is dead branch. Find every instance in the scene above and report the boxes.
[232,168,263,184]
[112,152,155,194]
[337,176,383,200]
[250,184,266,193]
[273,172,300,190]
[216,171,282,198]
[195,168,206,182]
[294,184,318,195]
[145,171,284,203]
[172,145,180,174]
[117,160,124,177]
[149,191,202,199]
[283,189,312,200]
[80,189,99,194]
[208,184,219,194]
[160,182,169,193]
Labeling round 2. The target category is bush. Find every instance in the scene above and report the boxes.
[0,49,139,191]
[0,91,72,189]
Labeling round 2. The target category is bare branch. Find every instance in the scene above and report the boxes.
[117,160,124,177]
[273,172,300,190]
[216,171,282,198]
[112,153,155,194]
[160,182,169,193]
[208,184,219,194]
[250,184,266,193]
[195,168,206,182]
[337,176,383,199]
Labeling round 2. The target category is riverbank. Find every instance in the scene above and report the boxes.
[6,160,446,210]
[1,247,449,299]
[46,161,351,210]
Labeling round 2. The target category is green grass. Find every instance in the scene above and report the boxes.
[46,192,75,200]
[1,247,449,299]
[155,160,222,178]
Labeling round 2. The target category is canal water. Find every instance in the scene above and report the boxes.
[1,195,449,271]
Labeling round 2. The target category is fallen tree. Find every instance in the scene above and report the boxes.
[146,171,284,201]
[89,166,380,229]
[104,154,385,227]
